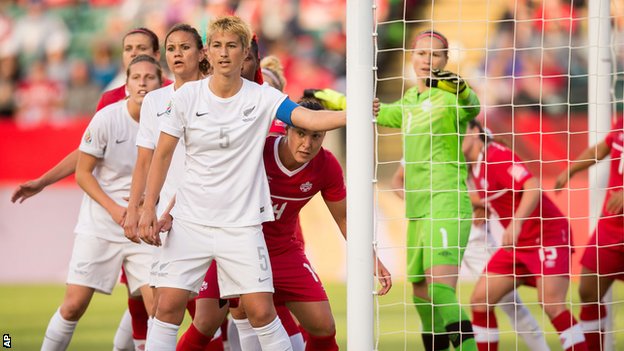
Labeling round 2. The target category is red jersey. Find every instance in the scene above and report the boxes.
[95,78,174,112]
[262,135,346,254]
[472,142,569,247]
[602,117,624,216]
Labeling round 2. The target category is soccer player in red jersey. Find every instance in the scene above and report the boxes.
[554,117,624,351]
[464,120,587,351]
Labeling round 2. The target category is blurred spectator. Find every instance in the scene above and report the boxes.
[14,59,65,127]
[7,0,71,75]
[45,36,72,87]
[0,54,18,118]
[90,40,118,89]
[64,58,101,118]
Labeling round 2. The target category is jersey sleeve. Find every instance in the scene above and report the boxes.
[456,87,481,123]
[263,84,288,127]
[377,87,419,128]
[320,149,347,202]
[79,109,109,158]
[160,86,187,139]
[136,92,158,149]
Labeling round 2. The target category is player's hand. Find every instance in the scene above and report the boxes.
[10,178,45,203]
[375,257,392,296]
[139,206,161,246]
[502,222,521,249]
[372,98,380,117]
[123,206,141,243]
[426,69,469,99]
[553,170,569,193]
[109,204,127,227]
[472,206,487,227]
[157,213,173,233]
[308,88,347,111]
[605,190,624,215]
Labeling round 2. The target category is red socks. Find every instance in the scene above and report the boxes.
[177,323,213,351]
[472,310,498,351]
[127,298,148,340]
[305,331,339,351]
[580,304,606,351]
[551,310,588,351]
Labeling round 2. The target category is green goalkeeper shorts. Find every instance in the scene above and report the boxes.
[406,212,472,283]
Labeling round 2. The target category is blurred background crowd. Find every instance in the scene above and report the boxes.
[0,0,622,129]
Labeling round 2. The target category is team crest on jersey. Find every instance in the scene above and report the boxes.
[421,98,433,112]
[83,129,92,144]
[300,181,313,192]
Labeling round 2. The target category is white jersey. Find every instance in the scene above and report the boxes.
[75,100,138,242]
[137,84,185,216]
[161,77,287,227]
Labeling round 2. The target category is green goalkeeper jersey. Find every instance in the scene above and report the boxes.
[377,86,480,219]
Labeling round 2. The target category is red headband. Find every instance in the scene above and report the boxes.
[413,31,448,49]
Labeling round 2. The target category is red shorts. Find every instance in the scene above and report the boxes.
[580,216,624,279]
[120,267,128,284]
[271,247,328,304]
[197,261,221,299]
[485,245,571,287]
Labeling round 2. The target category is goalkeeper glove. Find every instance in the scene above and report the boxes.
[305,88,347,110]
[425,69,470,100]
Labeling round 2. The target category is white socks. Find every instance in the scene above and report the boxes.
[232,318,262,351]
[252,316,293,351]
[289,333,305,351]
[144,318,179,351]
[113,309,135,351]
[499,291,550,350]
[41,308,78,351]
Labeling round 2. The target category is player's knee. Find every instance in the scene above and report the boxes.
[154,293,188,324]
[470,288,487,308]
[578,284,599,303]
[245,306,277,327]
[304,316,336,336]
[60,300,89,321]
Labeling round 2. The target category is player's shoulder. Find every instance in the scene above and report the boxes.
[145,84,174,101]
[486,142,513,161]
[312,147,342,171]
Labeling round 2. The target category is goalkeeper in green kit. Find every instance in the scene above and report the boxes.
[315,30,479,351]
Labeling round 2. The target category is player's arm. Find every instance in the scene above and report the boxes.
[138,132,178,246]
[554,141,610,191]
[124,146,154,243]
[502,177,540,248]
[288,104,346,132]
[75,151,126,226]
[10,149,78,204]
[325,198,392,295]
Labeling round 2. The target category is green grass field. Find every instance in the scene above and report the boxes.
[1,282,623,350]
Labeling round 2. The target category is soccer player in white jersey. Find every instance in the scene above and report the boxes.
[40,55,163,351]
[123,23,228,351]
[137,16,346,351]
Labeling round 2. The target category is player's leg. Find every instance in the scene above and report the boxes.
[497,290,550,350]
[470,271,516,351]
[538,274,587,351]
[578,224,621,351]
[178,262,229,351]
[113,309,135,351]
[288,301,337,351]
[408,219,449,351]
[146,218,215,350]
[44,234,124,350]
[217,225,292,351]
[41,284,95,351]
[425,215,477,351]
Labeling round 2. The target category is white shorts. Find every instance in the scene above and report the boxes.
[67,234,152,295]
[460,218,504,281]
[152,218,274,298]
